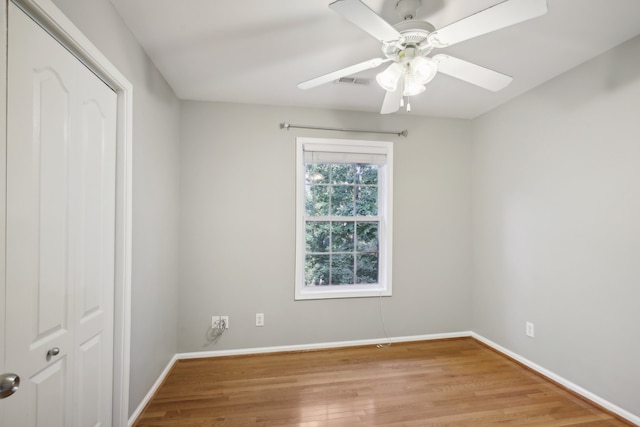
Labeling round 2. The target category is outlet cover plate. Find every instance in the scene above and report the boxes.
[526,321,535,338]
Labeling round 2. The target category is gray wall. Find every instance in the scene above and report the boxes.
[471,35,640,416]
[50,0,181,416]
[178,101,473,352]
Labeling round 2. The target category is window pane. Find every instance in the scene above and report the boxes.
[305,254,330,286]
[356,186,378,216]
[331,221,354,252]
[355,164,378,185]
[356,222,378,252]
[306,222,330,253]
[305,185,330,216]
[331,254,355,285]
[331,185,354,216]
[330,164,354,184]
[297,139,392,299]
[305,164,330,185]
[356,253,378,284]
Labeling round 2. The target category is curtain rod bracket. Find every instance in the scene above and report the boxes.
[280,122,408,137]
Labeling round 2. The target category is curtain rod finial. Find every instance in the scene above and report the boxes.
[399,130,408,137]
[280,122,290,130]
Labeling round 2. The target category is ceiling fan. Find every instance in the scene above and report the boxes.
[298,0,548,114]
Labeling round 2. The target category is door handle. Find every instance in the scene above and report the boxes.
[0,373,20,399]
[46,347,60,361]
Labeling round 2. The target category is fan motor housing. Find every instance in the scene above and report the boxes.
[382,20,435,60]
[394,20,435,43]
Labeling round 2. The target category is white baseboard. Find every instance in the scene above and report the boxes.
[471,333,640,426]
[177,331,471,360]
[128,353,179,427]
[129,331,639,426]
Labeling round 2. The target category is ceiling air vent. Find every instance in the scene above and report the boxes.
[333,77,371,86]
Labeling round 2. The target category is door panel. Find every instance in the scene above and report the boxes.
[77,335,102,426]
[31,359,67,427]
[6,8,75,422]
[74,74,116,427]
[5,3,117,426]
[34,68,71,346]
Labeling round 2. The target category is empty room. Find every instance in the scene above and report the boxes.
[1,0,639,426]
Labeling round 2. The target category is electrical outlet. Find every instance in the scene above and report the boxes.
[256,313,264,327]
[526,321,535,338]
[211,315,229,329]
[220,315,229,329]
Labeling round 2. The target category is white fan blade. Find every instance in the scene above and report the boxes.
[380,79,404,115]
[434,54,512,91]
[329,0,403,43]
[428,0,547,47]
[298,57,389,90]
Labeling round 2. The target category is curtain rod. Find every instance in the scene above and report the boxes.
[280,122,408,137]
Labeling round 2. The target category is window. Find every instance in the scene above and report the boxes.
[295,137,393,300]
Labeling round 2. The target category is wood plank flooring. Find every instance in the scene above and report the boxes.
[133,338,632,426]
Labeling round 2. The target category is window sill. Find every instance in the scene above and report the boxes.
[295,285,392,300]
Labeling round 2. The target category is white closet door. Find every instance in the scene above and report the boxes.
[5,3,117,426]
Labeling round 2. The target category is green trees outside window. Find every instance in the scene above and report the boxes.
[304,163,379,286]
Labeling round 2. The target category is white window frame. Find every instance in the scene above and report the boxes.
[295,137,393,300]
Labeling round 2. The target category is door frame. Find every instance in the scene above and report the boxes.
[0,0,133,426]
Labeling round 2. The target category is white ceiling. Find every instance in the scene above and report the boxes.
[107,0,640,119]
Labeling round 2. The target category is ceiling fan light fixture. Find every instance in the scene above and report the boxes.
[376,62,404,92]
[410,56,437,84]
[403,73,426,97]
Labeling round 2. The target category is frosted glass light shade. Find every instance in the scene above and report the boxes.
[376,62,404,92]
[403,73,426,96]
[410,56,437,84]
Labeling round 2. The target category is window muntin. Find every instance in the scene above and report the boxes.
[295,138,393,300]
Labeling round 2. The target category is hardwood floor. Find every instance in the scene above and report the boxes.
[133,338,632,426]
